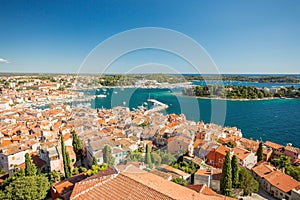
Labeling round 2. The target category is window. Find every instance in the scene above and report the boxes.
[210,160,214,164]
[71,159,75,163]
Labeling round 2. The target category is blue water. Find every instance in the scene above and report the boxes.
[84,87,300,148]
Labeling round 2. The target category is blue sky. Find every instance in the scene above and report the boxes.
[0,0,299,74]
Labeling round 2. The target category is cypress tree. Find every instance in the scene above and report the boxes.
[61,134,71,178]
[145,144,152,167]
[220,151,232,196]
[256,141,263,162]
[25,153,37,176]
[72,130,83,162]
[103,145,115,166]
[231,155,239,188]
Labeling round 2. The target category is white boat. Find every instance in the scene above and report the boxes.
[114,91,118,94]
[96,94,107,98]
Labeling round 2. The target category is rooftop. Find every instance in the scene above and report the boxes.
[264,141,284,150]
[70,164,234,200]
[264,170,300,193]
[252,161,276,178]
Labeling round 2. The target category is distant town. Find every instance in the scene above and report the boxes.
[0,74,299,200]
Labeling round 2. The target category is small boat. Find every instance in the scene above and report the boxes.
[114,91,118,94]
[96,94,107,98]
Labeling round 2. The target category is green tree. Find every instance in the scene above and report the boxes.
[72,130,83,162]
[160,151,176,165]
[0,189,5,199]
[286,165,300,181]
[3,175,50,200]
[145,144,152,167]
[127,152,144,162]
[92,156,98,166]
[72,167,80,175]
[256,141,264,162]
[171,161,199,174]
[231,155,239,188]
[24,153,37,176]
[151,152,162,166]
[61,134,71,178]
[239,167,259,196]
[271,155,290,170]
[171,177,187,186]
[1,169,25,190]
[87,163,108,176]
[49,170,61,184]
[220,151,232,197]
[79,166,87,173]
[103,145,115,166]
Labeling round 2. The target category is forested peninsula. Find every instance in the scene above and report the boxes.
[182,85,300,100]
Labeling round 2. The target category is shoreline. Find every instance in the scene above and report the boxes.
[172,93,297,101]
[75,82,193,90]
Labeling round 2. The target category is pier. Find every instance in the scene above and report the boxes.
[144,99,169,115]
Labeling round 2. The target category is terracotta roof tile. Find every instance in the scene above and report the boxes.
[52,173,87,199]
[69,165,234,200]
[185,184,204,193]
[265,141,284,150]
[252,161,276,178]
[264,170,300,192]
[201,185,218,195]
[216,145,230,156]
[1,140,13,147]
[233,147,250,160]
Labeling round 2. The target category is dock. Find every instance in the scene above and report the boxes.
[144,99,169,115]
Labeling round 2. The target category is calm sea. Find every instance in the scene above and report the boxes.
[82,86,300,148]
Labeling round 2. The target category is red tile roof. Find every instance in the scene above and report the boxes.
[265,141,284,150]
[185,184,217,195]
[264,170,300,193]
[252,161,276,178]
[70,165,235,200]
[185,184,204,193]
[1,140,13,147]
[216,145,230,156]
[233,147,250,160]
[51,173,87,200]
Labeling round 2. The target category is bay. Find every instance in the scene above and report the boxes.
[82,87,300,148]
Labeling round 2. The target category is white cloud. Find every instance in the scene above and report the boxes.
[0,58,9,63]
